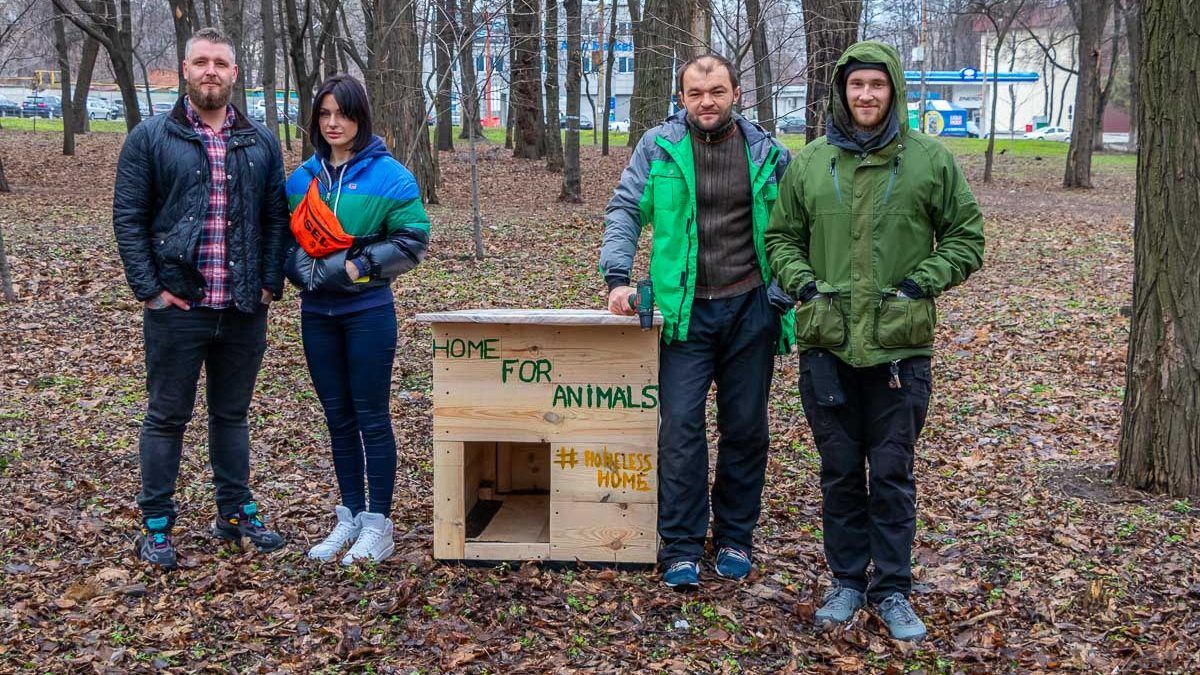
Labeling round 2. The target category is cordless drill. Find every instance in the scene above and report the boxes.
[630,278,654,331]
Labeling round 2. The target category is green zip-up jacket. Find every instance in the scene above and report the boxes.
[600,110,795,352]
[765,41,985,368]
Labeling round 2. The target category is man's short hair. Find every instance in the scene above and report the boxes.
[675,54,739,94]
[185,27,236,62]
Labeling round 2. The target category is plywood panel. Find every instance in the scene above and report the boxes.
[432,441,465,559]
[549,442,656,504]
[473,494,550,543]
[550,501,657,563]
[464,542,551,561]
[417,308,661,326]
[505,442,550,492]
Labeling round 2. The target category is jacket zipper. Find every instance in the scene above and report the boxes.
[830,157,843,204]
[883,155,902,205]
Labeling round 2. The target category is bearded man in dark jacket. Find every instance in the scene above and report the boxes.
[112,27,290,569]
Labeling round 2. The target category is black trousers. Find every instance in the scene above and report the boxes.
[798,353,931,602]
[657,285,780,564]
[137,305,269,523]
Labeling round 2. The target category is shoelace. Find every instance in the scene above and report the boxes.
[668,561,696,574]
[351,527,383,554]
[320,521,359,547]
[824,587,860,610]
[151,532,169,547]
[881,597,920,625]
[719,548,750,564]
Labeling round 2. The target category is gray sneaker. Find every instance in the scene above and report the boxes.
[814,581,867,626]
[877,593,927,642]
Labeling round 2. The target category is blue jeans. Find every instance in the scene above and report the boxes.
[301,303,398,515]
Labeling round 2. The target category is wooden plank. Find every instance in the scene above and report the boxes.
[463,542,551,561]
[550,442,656,504]
[550,501,657,563]
[433,405,657,446]
[416,308,663,326]
[433,440,463,467]
[496,442,512,493]
[474,494,550,543]
[463,442,491,517]
[431,323,659,386]
[432,441,465,559]
[507,442,550,491]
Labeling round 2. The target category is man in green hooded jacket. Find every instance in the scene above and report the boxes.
[765,41,985,641]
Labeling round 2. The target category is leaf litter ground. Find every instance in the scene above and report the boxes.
[0,131,1197,673]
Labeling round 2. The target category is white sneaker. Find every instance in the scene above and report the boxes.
[307,505,361,562]
[341,512,394,565]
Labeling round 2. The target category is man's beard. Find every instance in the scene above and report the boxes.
[691,108,733,132]
[187,79,232,111]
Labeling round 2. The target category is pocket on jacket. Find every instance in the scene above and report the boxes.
[875,296,936,348]
[794,295,846,348]
[650,166,687,212]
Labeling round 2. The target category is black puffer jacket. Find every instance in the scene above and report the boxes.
[112,98,290,312]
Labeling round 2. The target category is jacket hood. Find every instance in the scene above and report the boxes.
[300,134,391,187]
[828,41,909,150]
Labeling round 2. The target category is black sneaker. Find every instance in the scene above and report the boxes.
[212,502,285,552]
[136,516,178,570]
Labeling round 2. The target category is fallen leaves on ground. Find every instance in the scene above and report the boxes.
[0,130,1196,672]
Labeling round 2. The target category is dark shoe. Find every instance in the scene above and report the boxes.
[136,516,178,570]
[877,593,927,642]
[814,581,867,626]
[662,560,700,589]
[714,547,752,580]
[213,502,285,553]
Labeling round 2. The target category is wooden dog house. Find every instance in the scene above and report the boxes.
[415,309,661,564]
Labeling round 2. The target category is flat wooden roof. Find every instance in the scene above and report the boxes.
[414,308,663,326]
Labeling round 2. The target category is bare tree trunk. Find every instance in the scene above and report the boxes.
[628,0,679,145]
[511,0,545,159]
[803,0,862,142]
[168,0,196,94]
[545,0,564,170]
[601,0,616,155]
[1117,0,1200,497]
[278,0,292,150]
[55,0,143,130]
[457,0,484,139]
[0,223,14,302]
[221,0,248,112]
[73,37,99,133]
[261,0,279,137]
[435,0,455,151]
[561,0,582,201]
[1093,10,1122,151]
[1064,0,1112,188]
[745,0,773,134]
[52,3,75,156]
[1120,0,1140,150]
[376,0,439,202]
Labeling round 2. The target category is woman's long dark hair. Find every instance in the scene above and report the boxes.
[308,74,374,160]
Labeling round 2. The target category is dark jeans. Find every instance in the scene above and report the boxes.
[301,303,398,516]
[138,305,269,523]
[657,285,781,564]
[798,353,932,602]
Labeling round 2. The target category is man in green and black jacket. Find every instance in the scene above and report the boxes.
[600,54,794,589]
[766,41,985,641]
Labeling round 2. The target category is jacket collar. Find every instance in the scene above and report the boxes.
[661,108,776,164]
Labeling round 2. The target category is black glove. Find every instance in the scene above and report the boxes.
[798,281,820,303]
[899,278,924,299]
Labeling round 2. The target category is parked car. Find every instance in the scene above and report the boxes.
[21,95,62,118]
[86,97,111,120]
[578,117,594,130]
[776,115,805,134]
[609,118,630,132]
[108,99,125,120]
[965,119,981,138]
[0,94,21,117]
[1024,125,1071,142]
[151,101,174,116]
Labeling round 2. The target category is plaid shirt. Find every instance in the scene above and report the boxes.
[185,97,236,309]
